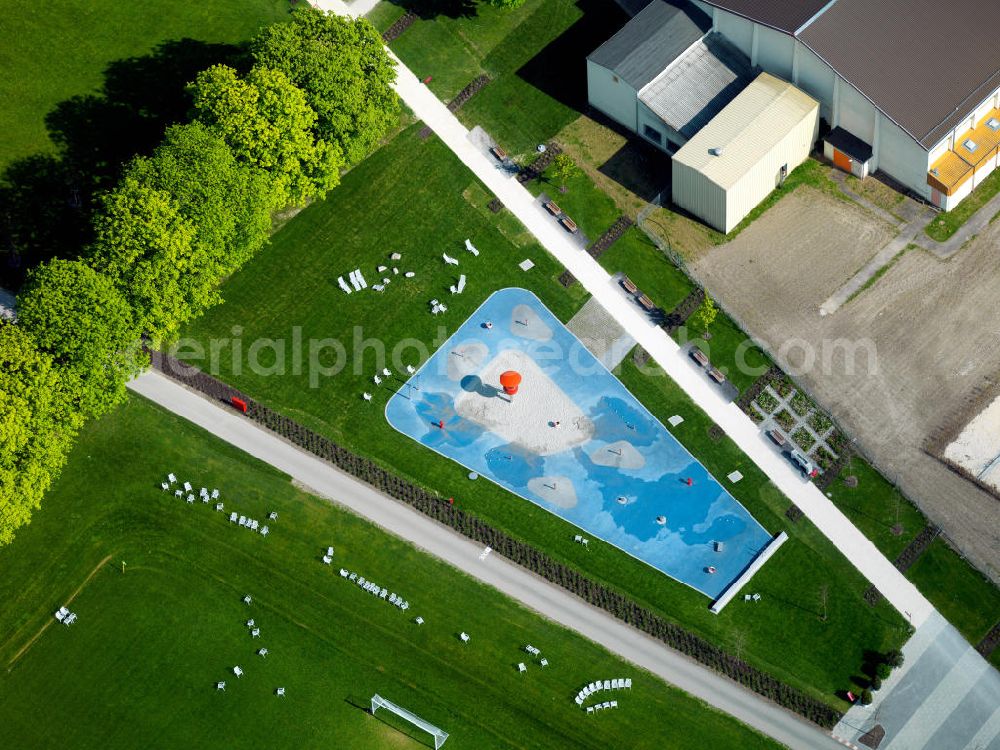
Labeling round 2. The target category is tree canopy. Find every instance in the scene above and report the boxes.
[487,0,526,9]
[250,7,398,166]
[0,324,80,545]
[89,177,200,341]
[17,260,144,419]
[190,64,343,208]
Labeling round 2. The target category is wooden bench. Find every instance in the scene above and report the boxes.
[637,294,655,312]
[767,428,787,447]
[560,216,578,233]
[490,145,508,161]
[689,347,710,368]
[544,200,561,216]
[707,367,726,384]
[620,276,638,295]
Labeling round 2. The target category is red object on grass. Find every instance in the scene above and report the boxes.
[231,397,247,413]
[423,75,433,84]
[448,497,454,505]
[847,691,856,703]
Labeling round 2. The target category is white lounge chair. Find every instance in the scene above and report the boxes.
[381,368,391,377]
[327,546,334,556]
[349,270,362,291]
[275,687,285,697]
[576,696,583,706]
[233,666,243,678]
[460,632,470,643]
[216,681,226,691]
[199,487,208,497]
[174,489,183,497]
[258,648,268,657]
[269,511,278,521]
[63,613,77,625]
[377,265,387,273]
[250,520,259,531]
[168,473,177,483]
[624,678,632,689]
[390,252,402,260]
[442,253,459,266]
[243,595,252,605]
[372,284,385,292]
[355,269,367,289]
[215,502,224,511]
[322,555,332,565]
[338,276,352,294]
[186,494,194,504]
[517,663,526,673]
[239,516,247,526]
[183,482,192,492]
[406,365,415,374]
[752,593,761,602]
[211,489,220,499]
[229,512,238,523]
[586,706,594,715]
[540,658,549,667]
[414,616,424,625]
[464,238,479,256]
[404,271,415,278]
[604,680,611,690]
[251,628,260,638]
[247,619,255,628]
[161,482,169,491]
[54,609,67,622]
[260,525,269,537]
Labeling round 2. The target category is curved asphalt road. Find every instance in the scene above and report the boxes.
[130,371,845,750]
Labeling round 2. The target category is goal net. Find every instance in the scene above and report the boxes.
[371,693,449,749]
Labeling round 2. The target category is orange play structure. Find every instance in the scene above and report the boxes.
[499,370,522,395]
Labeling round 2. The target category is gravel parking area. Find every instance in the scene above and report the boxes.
[690,187,1000,583]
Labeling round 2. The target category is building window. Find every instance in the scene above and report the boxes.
[963,138,978,153]
[642,124,662,144]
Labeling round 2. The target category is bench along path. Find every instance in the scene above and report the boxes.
[130,369,842,750]
[316,0,933,630]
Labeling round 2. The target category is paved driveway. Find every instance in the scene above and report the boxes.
[834,612,1000,749]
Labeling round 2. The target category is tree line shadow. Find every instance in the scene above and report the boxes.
[0,38,249,288]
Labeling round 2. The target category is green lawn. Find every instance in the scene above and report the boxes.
[825,457,925,560]
[905,538,1000,646]
[925,167,1000,242]
[598,226,695,311]
[0,0,288,170]
[527,160,622,239]
[385,0,625,156]
[673,314,772,395]
[0,396,780,749]
[176,123,910,709]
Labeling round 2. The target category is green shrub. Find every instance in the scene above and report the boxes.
[790,389,814,417]
[885,649,904,668]
[792,426,817,452]
[876,663,891,680]
[860,689,873,705]
[755,389,779,414]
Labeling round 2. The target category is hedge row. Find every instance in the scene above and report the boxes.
[151,350,842,728]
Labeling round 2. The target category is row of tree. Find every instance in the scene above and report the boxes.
[0,7,398,545]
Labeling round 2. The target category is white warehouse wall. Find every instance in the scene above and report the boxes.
[755,26,794,81]
[587,60,638,132]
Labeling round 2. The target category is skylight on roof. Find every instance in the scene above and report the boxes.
[988,118,1000,132]
[963,139,978,153]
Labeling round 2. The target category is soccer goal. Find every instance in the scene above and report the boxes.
[371,693,449,749]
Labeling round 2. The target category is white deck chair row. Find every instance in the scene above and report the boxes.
[340,569,409,611]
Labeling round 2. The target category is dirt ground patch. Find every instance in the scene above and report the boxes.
[691,187,1000,583]
[556,115,718,256]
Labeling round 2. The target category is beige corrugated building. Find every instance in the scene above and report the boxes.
[671,73,819,233]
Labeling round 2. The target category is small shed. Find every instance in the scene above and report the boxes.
[671,73,820,233]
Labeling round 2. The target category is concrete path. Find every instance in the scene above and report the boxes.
[819,212,927,316]
[130,369,842,750]
[318,0,934,628]
[833,612,1000,749]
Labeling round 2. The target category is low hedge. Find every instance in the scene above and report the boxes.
[150,350,843,729]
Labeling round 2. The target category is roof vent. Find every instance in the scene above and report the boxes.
[987,118,1000,131]
[963,138,978,153]
[709,147,724,156]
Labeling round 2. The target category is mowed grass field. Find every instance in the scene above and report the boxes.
[178,122,910,709]
[0,397,781,750]
[0,0,289,170]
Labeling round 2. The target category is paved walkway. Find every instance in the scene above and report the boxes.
[833,612,1000,749]
[320,0,934,629]
[130,369,842,750]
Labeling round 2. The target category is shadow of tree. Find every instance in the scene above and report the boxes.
[0,38,245,287]
[384,0,478,20]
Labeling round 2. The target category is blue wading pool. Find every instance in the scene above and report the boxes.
[385,288,774,599]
